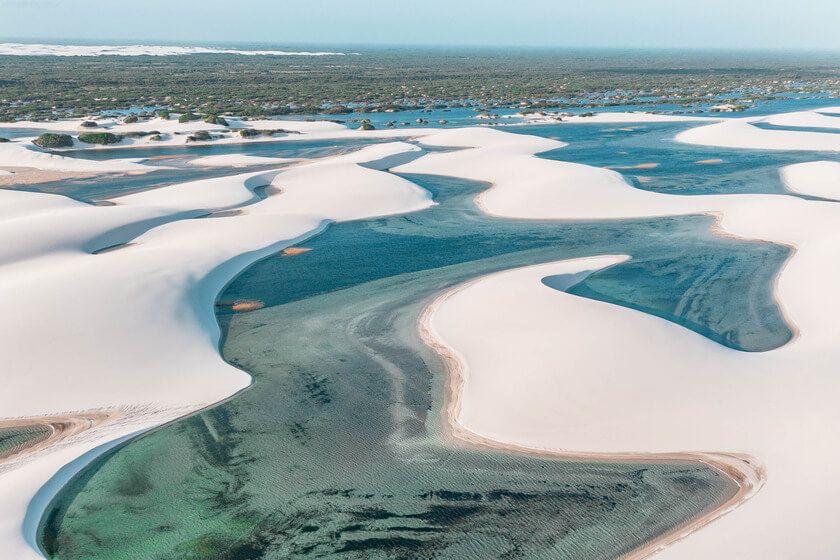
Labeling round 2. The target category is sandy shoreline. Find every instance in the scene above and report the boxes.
[417,275,765,560]
[0,167,100,186]
[0,411,120,466]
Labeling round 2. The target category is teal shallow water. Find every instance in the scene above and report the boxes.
[40,122,798,559]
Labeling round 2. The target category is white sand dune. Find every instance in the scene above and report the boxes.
[0,141,433,559]
[188,154,296,167]
[0,140,150,172]
[781,160,840,200]
[763,109,840,130]
[0,43,347,57]
[1,116,428,152]
[676,110,840,151]
[1,115,347,135]
[7,108,840,559]
[401,124,840,559]
[512,111,720,125]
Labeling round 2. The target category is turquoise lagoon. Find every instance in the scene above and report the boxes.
[36,116,818,559]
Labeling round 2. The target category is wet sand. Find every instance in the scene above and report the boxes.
[0,411,120,466]
[0,167,97,186]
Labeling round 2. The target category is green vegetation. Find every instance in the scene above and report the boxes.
[32,133,73,149]
[324,105,353,114]
[178,112,200,123]
[123,115,139,123]
[203,114,228,126]
[1,50,839,122]
[123,130,152,138]
[78,132,123,145]
[186,130,212,142]
[158,110,170,120]
[237,128,291,138]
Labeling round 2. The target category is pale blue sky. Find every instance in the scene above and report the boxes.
[0,0,837,50]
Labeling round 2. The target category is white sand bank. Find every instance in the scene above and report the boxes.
[188,154,296,167]
[0,140,150,173]
[676,109,840,151]
[2,116,432,152]
[512,112,719,125]
[762,109,840,130]
[781,160,840,200]
[0,43,347,57]
[0,142,433,558]
[400,124,840,559]
[3,116,355,135]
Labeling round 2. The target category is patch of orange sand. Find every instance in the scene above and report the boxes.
[231,300,265,312]
[606,163,660,170]
[282,247,311,256]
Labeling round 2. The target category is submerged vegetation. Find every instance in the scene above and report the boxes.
[2,49,840,121]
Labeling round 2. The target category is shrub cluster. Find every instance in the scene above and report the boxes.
[203,115,228,126]
[33,133,74,149]
[186,130,212,142]
[178,113,200,123]
[78,132,123,145]
[237,128,290,138]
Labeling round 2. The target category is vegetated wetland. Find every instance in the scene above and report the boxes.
[3,48,840,122]
[38,121,798,559]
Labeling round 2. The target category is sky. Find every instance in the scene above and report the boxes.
[0,0,837,51]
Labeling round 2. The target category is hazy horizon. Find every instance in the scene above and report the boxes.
[6,39,840,55]
[1,0,839,51]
